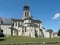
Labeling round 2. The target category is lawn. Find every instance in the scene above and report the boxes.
[0,36,60,45]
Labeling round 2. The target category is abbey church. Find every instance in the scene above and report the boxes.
[0,4,53,38]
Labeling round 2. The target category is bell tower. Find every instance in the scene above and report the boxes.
[22,4,32,19]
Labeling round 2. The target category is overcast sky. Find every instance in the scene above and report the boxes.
[0,0,60,32]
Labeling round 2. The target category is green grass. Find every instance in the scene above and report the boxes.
[0,36,60,45]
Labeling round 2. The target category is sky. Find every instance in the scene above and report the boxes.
[0,0,60,32]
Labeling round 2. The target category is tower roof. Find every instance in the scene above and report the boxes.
[24,4,29,11]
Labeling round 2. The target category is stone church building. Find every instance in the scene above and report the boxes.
[0,4,53,38]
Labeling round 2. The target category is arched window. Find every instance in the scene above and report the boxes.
[27,12,29,17]
[25,12,26,16]
[25,12,29,17]
[25,27,26,32]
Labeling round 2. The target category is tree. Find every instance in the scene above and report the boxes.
[0,30,4,37]
[47,29,53,38]
[0,28,5,41]
[57,29,60,36]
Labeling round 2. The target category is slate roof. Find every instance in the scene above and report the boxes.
[42,27,45,29]
[23,17,42,23]
[23,17,32,20]
[0,17,42,25]
[0,18,12,25]
[0,24,11,25]
[33,20,42,23]
[53,32,58,35]
[11,18,23,22]
[28,23,38,27]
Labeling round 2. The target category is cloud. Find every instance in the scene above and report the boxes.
[52,13,60,19]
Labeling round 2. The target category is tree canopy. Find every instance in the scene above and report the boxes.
[57,29,60,36]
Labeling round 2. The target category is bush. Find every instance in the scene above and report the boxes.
[57,29,60,36]
[0,32,5,41]
[0,33,5,37]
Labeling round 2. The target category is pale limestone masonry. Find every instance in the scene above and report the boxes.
[0,4,54,38]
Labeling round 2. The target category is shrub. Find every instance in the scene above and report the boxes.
[0,33,5,37]
[57,29,60,36]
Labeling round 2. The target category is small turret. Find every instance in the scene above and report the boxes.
[22,4,32,19]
